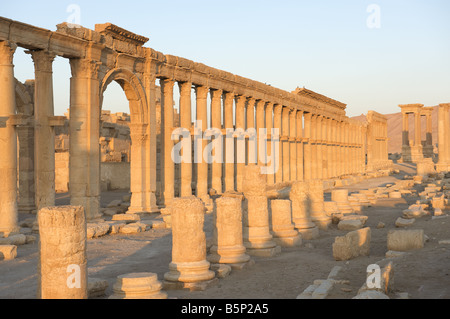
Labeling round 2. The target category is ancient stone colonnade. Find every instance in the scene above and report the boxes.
[366,111,391,171]
[0,17,389,236]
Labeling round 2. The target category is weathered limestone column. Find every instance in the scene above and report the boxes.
[195,86,209,201]
[336,121,343,177]
[303,113,312,180]
[316,116,323,180]
[17,125,36,213]
[179,81,193,197]
[235,95,246,191]
[290,181,319,240]
[289,110,297,181]
[69,58,101,221]
[296,111,304,181]
[37,205,87,299]
[331,189,353,215]
[128,123,149,214]
[161,79,175,205]
[0,41,19,236]
[438,104,450,170]
[270,199,302,247]
[330,119,337,178]
[256,100,266,170]
[242,165,280,257]
[402,112,409,151]
[224,92,235,192]
[164,197,215,287]
[210,89,223,193]
[266,102,275,185]
[308,179,331,229]
[414,111,422,150]
[29,50,56,211]
[246,98,256,165]
[310,115,318,180]
[208,195,251,267]
[273,104,283,183]
[281,107,290,182]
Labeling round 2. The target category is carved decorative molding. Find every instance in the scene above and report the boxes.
[0,41,17,65]
[69,58,101,79]
[27,50,56,73]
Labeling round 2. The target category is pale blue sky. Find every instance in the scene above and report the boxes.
[2,0,449,117]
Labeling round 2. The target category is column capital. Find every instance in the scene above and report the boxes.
[160,78,175,87]
[210,88,223,99]
[0,41,17,65]
[194,85,209,98]
[178,81,192,96]
[273,104,283,114]
[27,50,56,73]
[69,58,100,79]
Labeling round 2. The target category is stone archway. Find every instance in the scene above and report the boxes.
[99,68,152,214]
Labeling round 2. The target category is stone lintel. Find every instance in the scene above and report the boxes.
[95,23,149,47]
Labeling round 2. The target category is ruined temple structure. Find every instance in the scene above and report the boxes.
[0,17,394,236]
[399,104,434,163]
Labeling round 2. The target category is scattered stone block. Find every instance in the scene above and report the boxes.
[395,217,415,228]
[112,213,141,222]
[87,223,110,239]
[119,223,144,234]
[377,222,385,229]
[210,264,232,278]
[25,235,36,244]
[332,227,371,261]
[0,234,27,246]
[385,250,409,258]
[109,222,126,234]
[438,240,450,245]
[338,219,364,231]
[150,220,167,229]
[387,229,425,251]
[107,199,122,208]
[0,245,17,260]
[88,278,109,298]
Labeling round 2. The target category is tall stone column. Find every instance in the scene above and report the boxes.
[235,95,246,191]
[296,111,304,181]
[17,125,36,213]
[330,120,337,178]
[246,98,256,165]
[414,111,422,149]
[256,100,266,170]
[281,107,290,182]
[0,41,19,236]
[179,81,193,197]
[273,104,283,183]
[309,179,331,229]
[290,181,319,240]
[161,79,175,205]
[265,102,275,185]
[310,115,318,180]
[270,199,302,247]
[322,117,328,179]
[69,58,101,221]
[303,113,312,181]
[438,104,450,170]
[37,205,87,299]
[195,86,209,200]
[316,116,323,180]
[128,123,149,214]
[210,89,223,194]
[402,112,409,149]
[326,118,333,179]
[289,110,297,181]
[29,50,56,211]
[344,122,350,175]
[224,91,235,192]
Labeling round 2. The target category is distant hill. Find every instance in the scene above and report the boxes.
[352,106,439,154]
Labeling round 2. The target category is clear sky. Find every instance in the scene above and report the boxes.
[2,0,449,117]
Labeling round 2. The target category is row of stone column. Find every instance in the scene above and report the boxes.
[159,79,366,208]
[437,103,450,171]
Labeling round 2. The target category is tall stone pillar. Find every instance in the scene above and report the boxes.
[289,110,297,181]
[256,100,266,171]
[128,123,149,214]
[270,199,302,247]
[273,104,283,183]
[308,179,331,229]
[281,107,290,182]
[242,165,280,257]
[414,111,422,149]
[326,118,333,179]
[223,92,235,192]
[37,205,87,299]
[296,111,304,181]
[161,79,175,205]
[235,96,246,191]
[303,113,312,181]
[195,86,209,201]
[17,124,36,213]
[29,50,56,211]
[69,58,101,221]
[246,98,256,166]
[310,115,318,180]
[210,89,223,194]
[316,116,323,180]
[402,112,409,151]
[0,41,19,236]
[438,104,450,171]
[336,122,342,177]
[164,196,215,287]
[265,102,275,185]
[179,82,193,197]
[322,117,328,179]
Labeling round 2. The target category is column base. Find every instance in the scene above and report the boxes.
[164,260,215,284]
[227,258,255,270]
[273,234,302,247]
[162,278,219,292]
[297,226,319,240]
[207,245,251,264]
